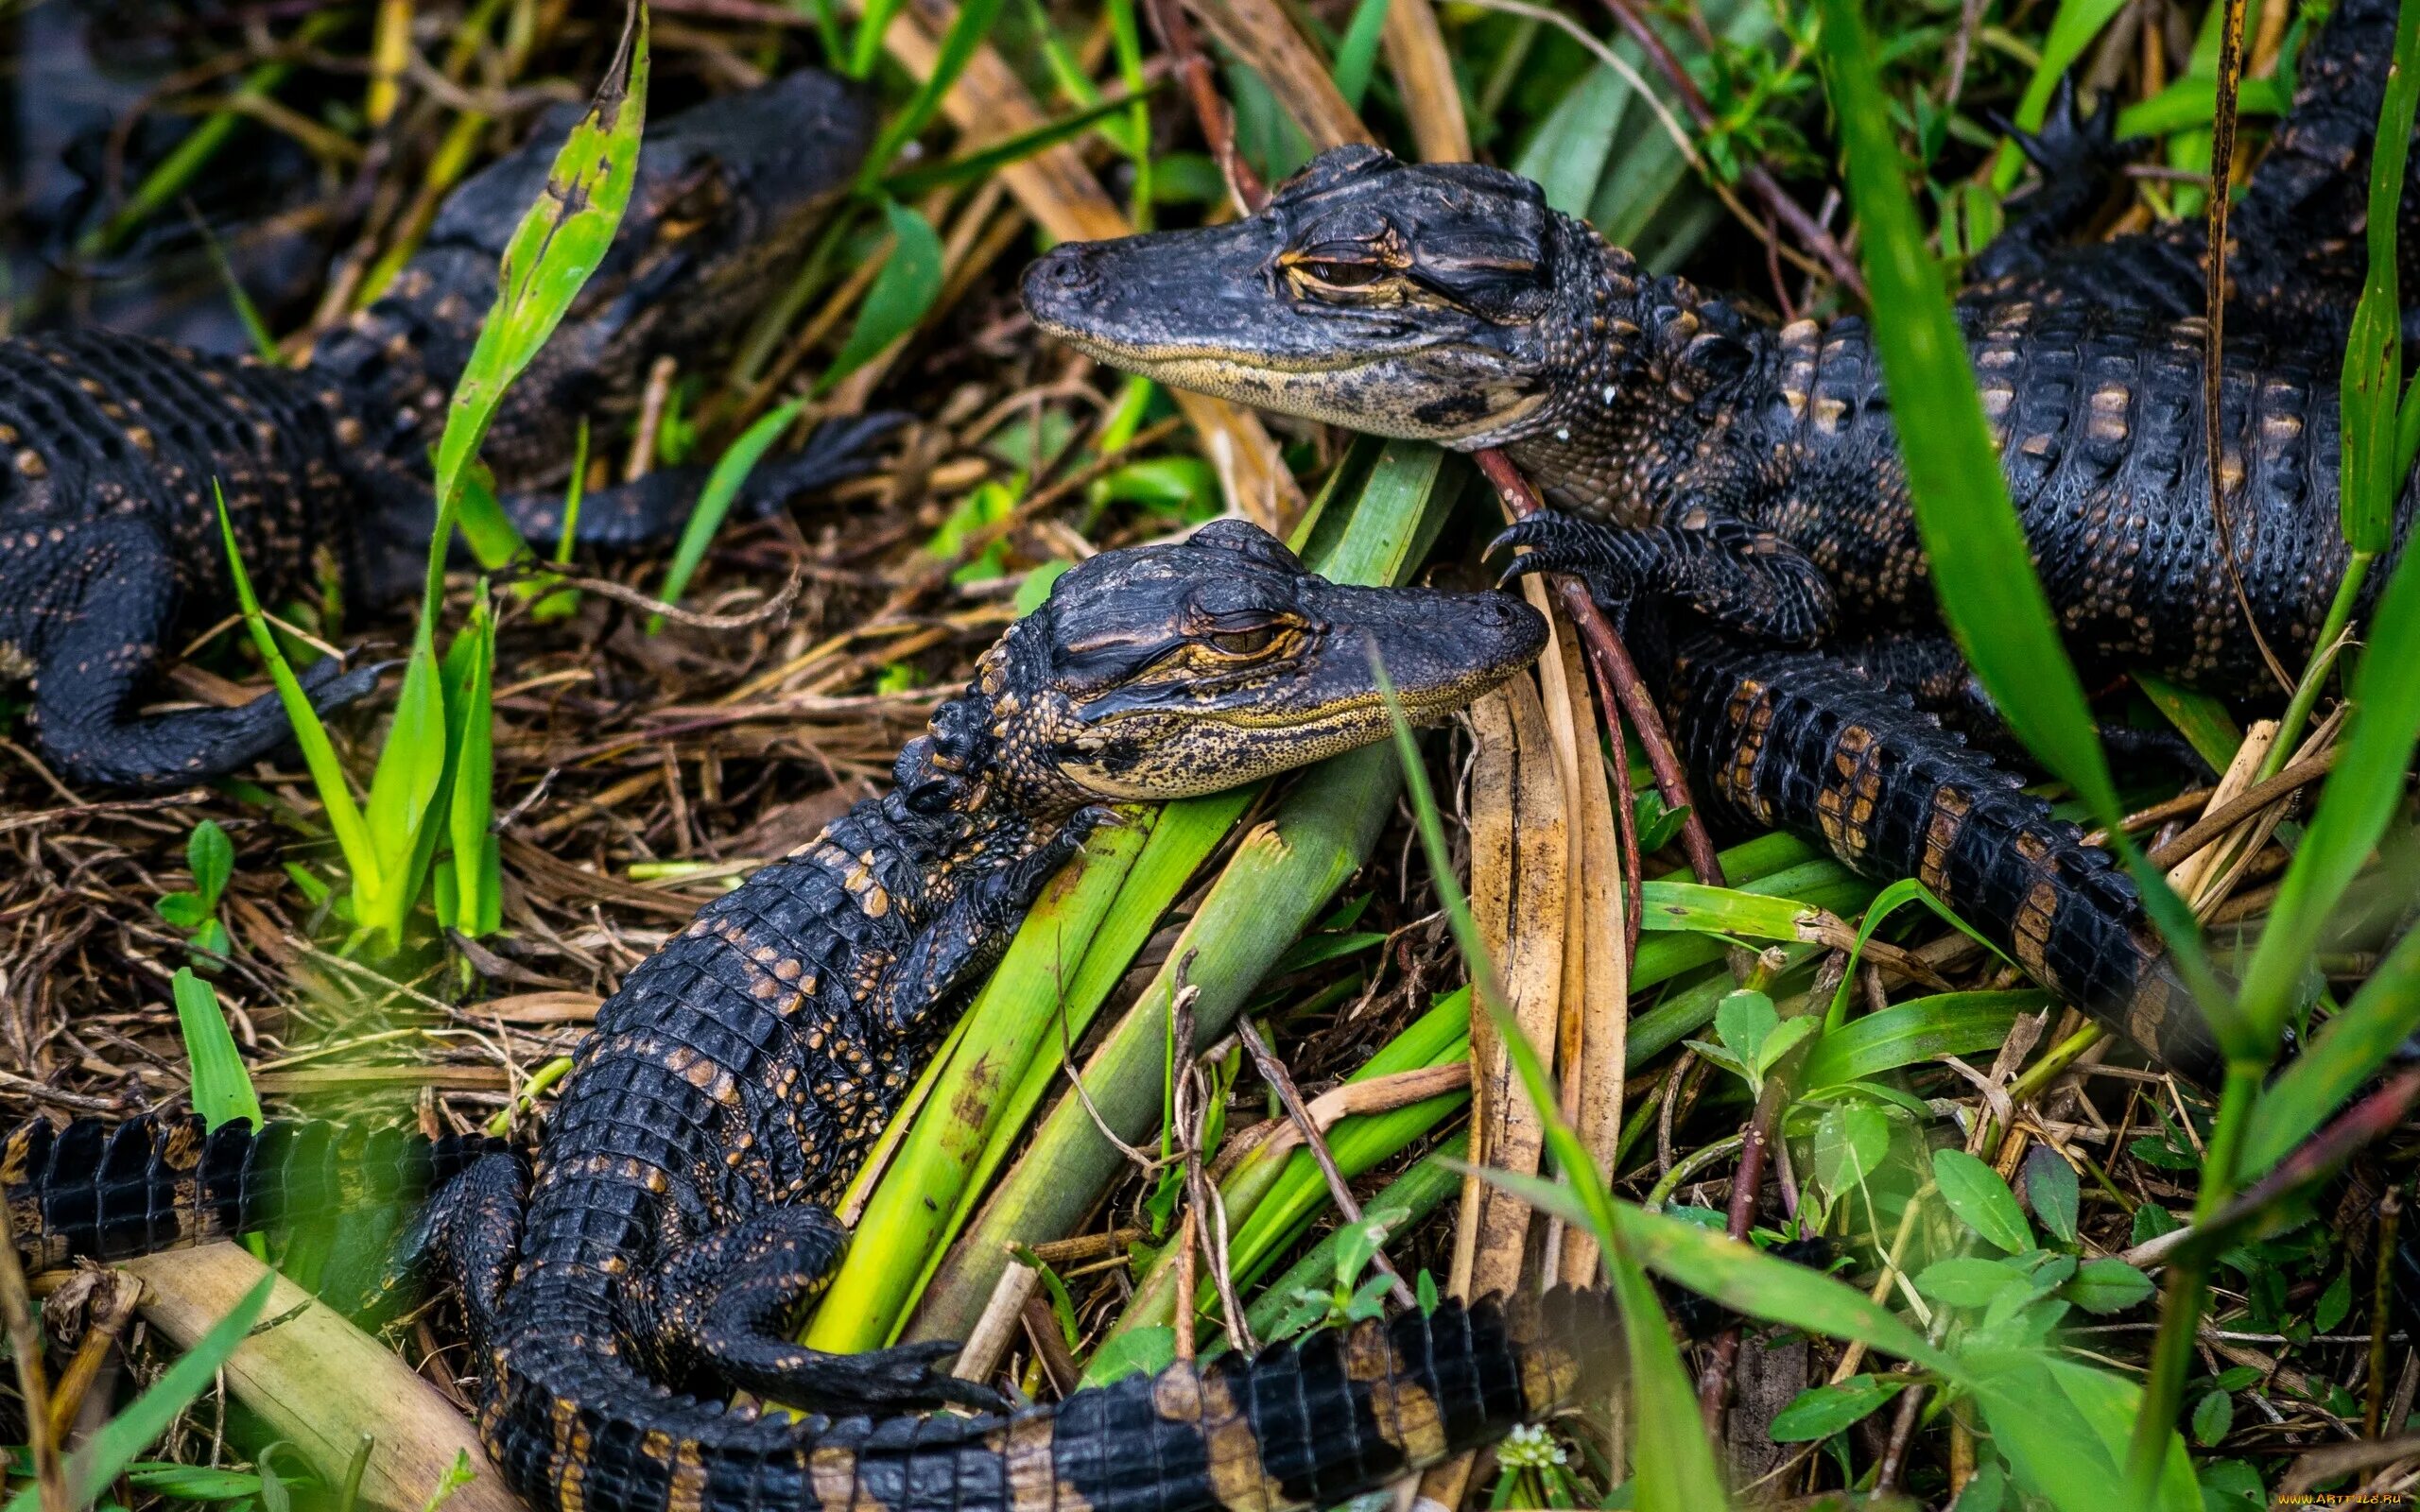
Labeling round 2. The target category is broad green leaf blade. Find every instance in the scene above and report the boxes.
[171,969,263,1131]
[187,820,234,907]
[1932,1148,2033,1254]
[446,598,499,938]
[1330,0,1392,109]
[1968,1349,2201,1512]
[1801,991,2044,1086]
[652,398,806,625]
[819,199,945,393]
[1917,1257,2030,1307]
[2064,1257,2157,1314]
[1768,1376,1910,1442]
[362,648,448,937]
[2,1277,275,1512]
[2025,1144,2081,1245]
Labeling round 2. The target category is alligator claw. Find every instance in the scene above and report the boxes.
[296,653,402,714]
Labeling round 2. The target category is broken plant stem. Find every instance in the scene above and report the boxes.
[2261,550,2374,781]
[0,1196,65,1512]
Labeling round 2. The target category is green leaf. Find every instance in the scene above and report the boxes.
[2243,921,2420,1174]
[1767,1375,1910,1441]
[1014,560,1075,615]
[1080,1325,1177,1386]
[171,968,263,1131]
[857,0,1011,188]
[652,398,805,625]
[1716,989,1778,1066]
[2025,1145,2081,1246]
[1933,1149,2033,1254]
[2337,0,2420,553]
[2190,1389,2233,1448]
[2315,1268,2353,1333]
[1952,1461,2009,1512]
[1813,1104,1890,1195]
[2237,549,2420,1045]
[1757,1015,1821,1078]
[1968,1349,2202,1512]
[3,1277,274,1512]
[1801,991,2043,1086]
[443,597,499,937]
[1915,1257,2031,1308]
[1642,882,1814,939]
[155,893,211,929]
[2063,1257,2156,1315]
[186,820,233,908]
[819,198,944,393]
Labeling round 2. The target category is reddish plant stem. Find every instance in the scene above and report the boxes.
[1142,0,1268,213]
[1590,0,1866,299]
[1476,448,1727,888]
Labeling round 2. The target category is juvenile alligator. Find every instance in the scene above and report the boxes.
[1,70,890,792]
[1014,140,2403,1077]
[6,521,1612,1512]
[1022,147,2405,700]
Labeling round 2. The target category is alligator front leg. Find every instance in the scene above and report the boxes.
[391,1150,528,1341]
[627,1204,1006,1412]
[11,517,389,791]
[1493,507,1836,644]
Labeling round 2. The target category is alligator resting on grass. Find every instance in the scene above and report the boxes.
[1015,39,2420,1083]
[4,521,1622,1512]
[0,69,894,793]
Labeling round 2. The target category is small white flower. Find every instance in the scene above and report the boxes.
[1498,1423,1568,1469]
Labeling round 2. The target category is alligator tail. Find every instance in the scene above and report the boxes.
[1665,634,2226,1087]
[2,1116,498,1273]
[481,1286,1619,1512]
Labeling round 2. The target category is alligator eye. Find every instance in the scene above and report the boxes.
[1300,260,1382,288]
[1207,627,1281,655]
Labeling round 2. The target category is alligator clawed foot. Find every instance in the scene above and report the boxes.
[735,411,912,519]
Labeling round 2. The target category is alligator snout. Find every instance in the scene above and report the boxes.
[1021,245,1100,312]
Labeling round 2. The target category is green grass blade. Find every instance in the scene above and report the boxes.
[856,0,1012,191]
[2242,921,2420,1175]
[172,968,264,1131]
[1331,0,1393,109]
[213,484,381,903]
[883,90,1156,198]
[420,9,649,624]
[1816,0,2233,1049]
[817,198,944,394]
[445,598,500,937]
[651,399,806,627]
[2337,0,2420,554]
[1800,991,2049,1087]
[2235,547,2420,1042]
[1,1277,274,1512]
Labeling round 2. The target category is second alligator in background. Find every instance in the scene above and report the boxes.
[0,70,892,792]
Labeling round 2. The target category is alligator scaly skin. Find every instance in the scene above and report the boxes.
[6,523,1596,1512]
[0,70,882,792]
[1665,633,2222,1084]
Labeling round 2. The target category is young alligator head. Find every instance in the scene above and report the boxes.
[975,515,1547,804]
[1022,145,1766,521]
[312,69,873,480]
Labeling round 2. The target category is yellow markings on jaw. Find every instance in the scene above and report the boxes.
[1152,1366,1279,1512]
[1340,1322,1448,1466]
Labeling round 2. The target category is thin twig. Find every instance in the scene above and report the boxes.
[1235,1017,1415,1307]
[1144,0,1266,214]
[520,562,807,631]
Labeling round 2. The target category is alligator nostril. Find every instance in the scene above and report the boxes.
[1035,249,1097,297]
